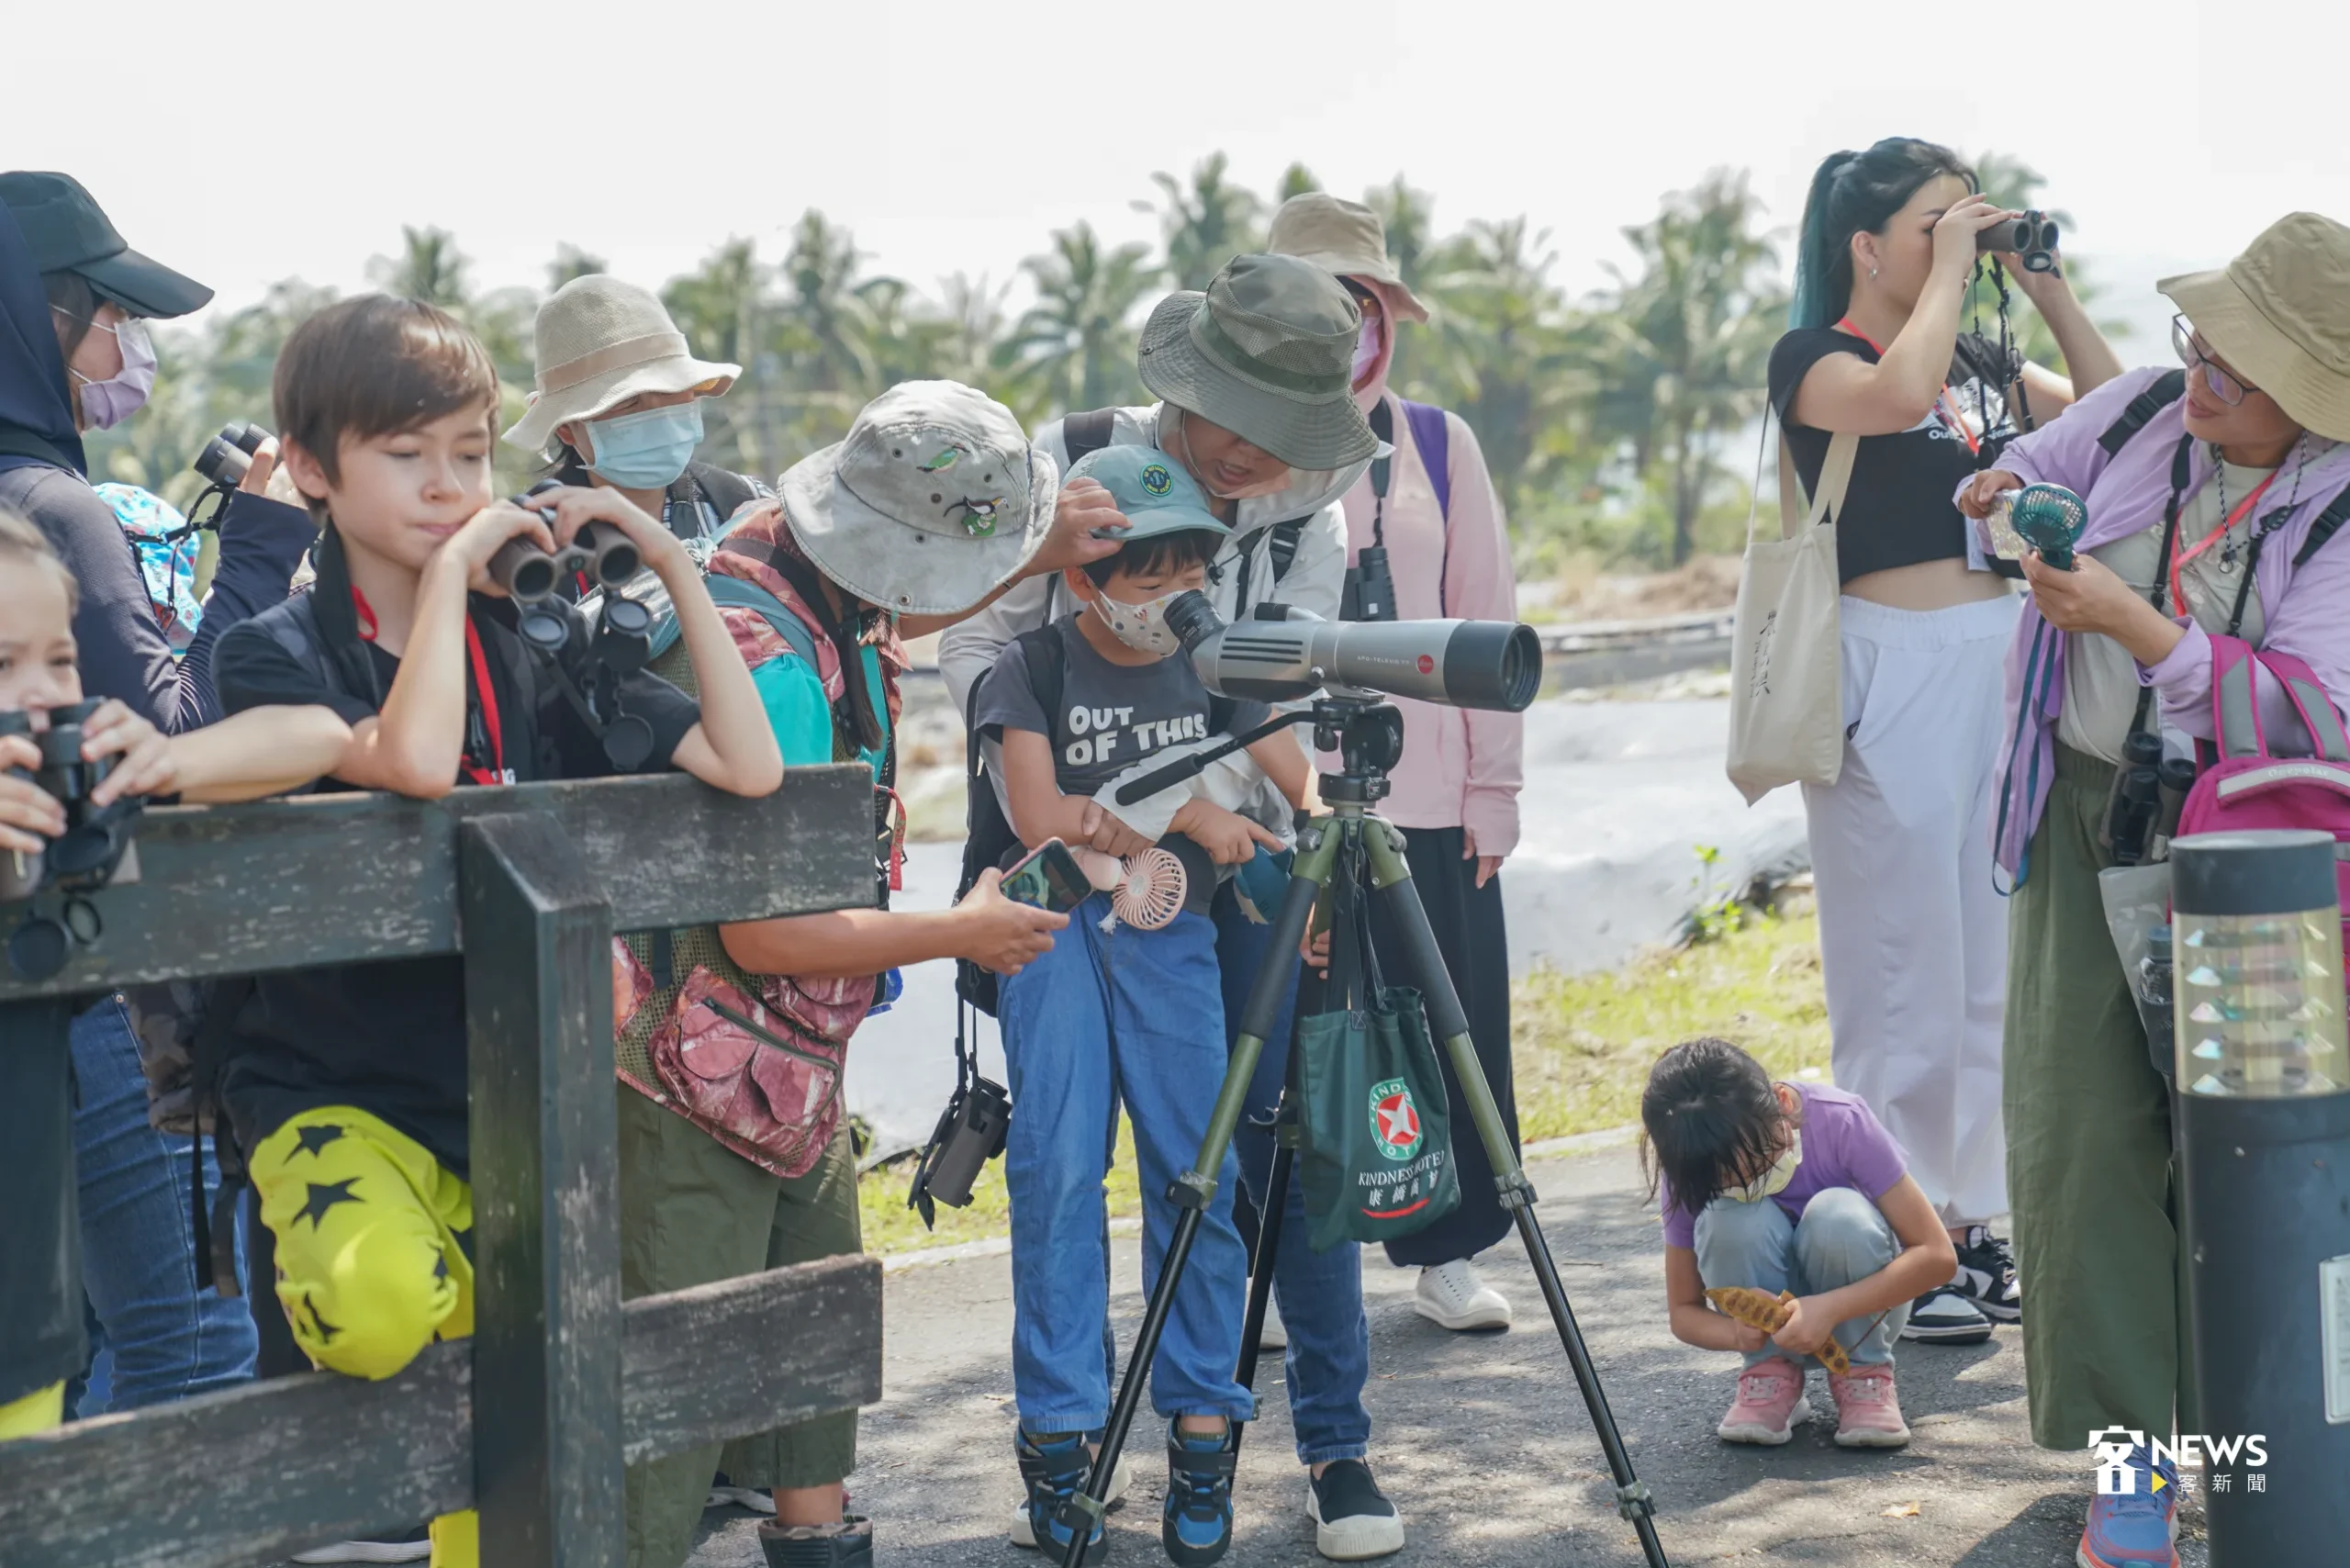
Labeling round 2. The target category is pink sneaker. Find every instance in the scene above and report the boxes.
[1717,1357,1810,1445]
[1828,1364,1911,1448]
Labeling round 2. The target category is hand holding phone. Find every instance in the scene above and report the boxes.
[1001,838,1092,914]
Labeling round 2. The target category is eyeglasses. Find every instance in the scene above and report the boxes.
[2173,315,2259,407]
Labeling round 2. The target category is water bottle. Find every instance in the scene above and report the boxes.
[2139,924,2175,1080]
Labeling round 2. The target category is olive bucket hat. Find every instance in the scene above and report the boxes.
[1137,253,1380,472]
[779,380,1057,616]
[2161,211,2350,443]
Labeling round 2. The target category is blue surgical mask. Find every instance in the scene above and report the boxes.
[582,401,703,488]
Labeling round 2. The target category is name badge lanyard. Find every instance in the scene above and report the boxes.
[2167,469,2280,625]
[351,587,511,786]
[1834,319,1982,455]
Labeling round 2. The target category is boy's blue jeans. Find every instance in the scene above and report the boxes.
[65,997,255,1416]
[1213,887,1374,1466]
[1000,898,1253,1433]
[1693,1187,1910,1371]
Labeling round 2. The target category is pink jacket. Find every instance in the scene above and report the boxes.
[1328,284,1526,855]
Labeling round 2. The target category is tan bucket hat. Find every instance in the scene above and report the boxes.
[1265,193,1427,323]
[503,274,740,455]
[2161,212,2350,443]
[779,380,1057,616]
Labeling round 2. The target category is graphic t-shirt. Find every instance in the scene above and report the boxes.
[1657,1082,1908,1249]
[1768,328,2024,583]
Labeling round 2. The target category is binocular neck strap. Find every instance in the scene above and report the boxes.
[753,542,886,756]
[1368,399,1394,548]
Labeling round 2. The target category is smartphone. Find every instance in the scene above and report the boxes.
[1001,838,1091,913]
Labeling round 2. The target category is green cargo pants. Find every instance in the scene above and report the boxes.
[617,1084,863,1568]
[2004,744,2198,1450]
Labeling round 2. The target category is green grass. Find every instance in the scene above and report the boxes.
[1513,910,1831,1143]
[859,910,1832,1257]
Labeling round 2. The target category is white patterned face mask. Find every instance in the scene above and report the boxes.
[1085,582,1186,656]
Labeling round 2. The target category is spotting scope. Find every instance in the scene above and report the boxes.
[1164,592,1542,712]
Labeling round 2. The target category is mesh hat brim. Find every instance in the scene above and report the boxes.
[2163,266,2350,444]
[780,440,1058,617]
[1137,293,1378,471]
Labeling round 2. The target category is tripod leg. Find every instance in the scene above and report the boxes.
[1056,827,1338,1568]
[1232,1131,1294,1456]
[1360,821,1672,1568]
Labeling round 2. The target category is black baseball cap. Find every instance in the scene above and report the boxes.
[0,171,212,319]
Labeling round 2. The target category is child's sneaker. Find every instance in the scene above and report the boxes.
[1016,1431,1108,1564]
[2077,1445,2180,1567]
[1716,1356,1810,1444]
[1826,1364,1910,1449]
[756,1515,872,1568]
[1009,1451,1133,1548]
[1162,1420,1238,1566]
[1953,1226,2023,1322]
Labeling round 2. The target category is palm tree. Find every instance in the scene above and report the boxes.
[935,272,1023,412]
[777,210,887,420]
[1008,223,1158,418]
[663,239,776,475]
[1141,153,1263,291]
[1364,176,1438,295]
[366,226,472,309]
[1587,170,1786,564]
[1273,162,1320,206]
[1964,150,2129,374]
[547,244,609,291]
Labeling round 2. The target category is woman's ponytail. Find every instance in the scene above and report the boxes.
[1785,138,1977,331]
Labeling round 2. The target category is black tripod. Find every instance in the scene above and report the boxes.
[1057,697,1670,1568]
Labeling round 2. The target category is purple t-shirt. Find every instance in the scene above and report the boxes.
[1658,1083,1908,1249]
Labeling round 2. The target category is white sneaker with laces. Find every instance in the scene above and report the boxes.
[1413,1259,1512,1332]
[1006,1452,1134,1547]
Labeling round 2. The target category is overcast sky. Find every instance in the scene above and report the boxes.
[8,0,2343,356]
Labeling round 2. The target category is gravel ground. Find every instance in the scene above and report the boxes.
[689,1141,2204,1567]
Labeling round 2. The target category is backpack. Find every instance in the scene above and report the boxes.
[598,551,900,1180]
[2175,635,2350,973]
[950,622,1237,1016]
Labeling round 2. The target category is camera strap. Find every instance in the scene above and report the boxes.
[347,584,511,785]
[1834,317,1981,455]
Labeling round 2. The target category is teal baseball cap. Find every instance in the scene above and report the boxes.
[1067,444,1229,543]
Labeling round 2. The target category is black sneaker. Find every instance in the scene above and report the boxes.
[1899,1284,1993,1344]
[1306,1461,1405,1561]
[757,1514,873,1568]
[1163,1422,1238,1566]
[1952,1226,2022,1322]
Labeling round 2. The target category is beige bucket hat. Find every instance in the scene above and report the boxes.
[1266,193,1428,323]
[503,274,740,455]
[779,380,1057,616]
[2161,212,2350,443]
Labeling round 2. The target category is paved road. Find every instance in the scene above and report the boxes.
[688,1141,2204,1567]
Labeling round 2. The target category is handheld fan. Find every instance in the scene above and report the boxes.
[2009,482,2088,570]
[1106,849,1187,932]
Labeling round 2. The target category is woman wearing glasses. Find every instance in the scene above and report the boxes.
[1769,140,2121,1354]
[1957,212,2350,1568]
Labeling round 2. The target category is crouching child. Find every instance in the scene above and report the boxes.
[1641,1037,1958,1450]
[208,296,780,1568]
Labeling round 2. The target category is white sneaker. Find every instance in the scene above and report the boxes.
[288,1539,431,1564]
[1259,1293,1289,1352]
[1414,1260,1512,1332]
[704,1483,778,1515]
[1007,1452,1134,1547]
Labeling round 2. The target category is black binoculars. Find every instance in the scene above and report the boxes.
[2102,729,2197,867]
[488,480,641,606]
[1340,543,1398,624]
[194,421,271,491]
[1978,210,2062,274]
[4,701,141,979]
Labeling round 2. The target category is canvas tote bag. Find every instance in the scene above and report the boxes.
[1726,418,1857,804]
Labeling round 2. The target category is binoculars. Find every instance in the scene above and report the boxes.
[2102,729,2197,867]
[194,420,271,491]
[488,480,642,607]
[4,701,141,978]
[1339,544,1398,624]
[1978,210,2062,274]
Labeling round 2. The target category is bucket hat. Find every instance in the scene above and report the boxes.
[1266,194,1428,323]
[2161,212,2350,443]
[1068,445,1228,544]
[0,171,211,319]
[1137,254,1379,472]
[503,274,739,455]
[779,380,1057,616]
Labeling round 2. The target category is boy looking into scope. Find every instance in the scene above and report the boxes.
[205,295,780,1568]
[0,507,349,1442]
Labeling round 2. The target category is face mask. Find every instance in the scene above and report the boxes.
[1729,1127,1802,1204]
[58,311,157,431]
[1351,314,1384,386]
[1086,582,1187,656]
[583,401,704,488]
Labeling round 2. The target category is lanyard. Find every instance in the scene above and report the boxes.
[1835,318,1982,454]
[2167,467,2280,621]
[349,588,509,785]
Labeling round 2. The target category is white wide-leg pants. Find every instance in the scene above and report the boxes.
[1801,592,2019,1229]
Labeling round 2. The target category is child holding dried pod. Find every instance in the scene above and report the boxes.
[1640,1037,1960,1450]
